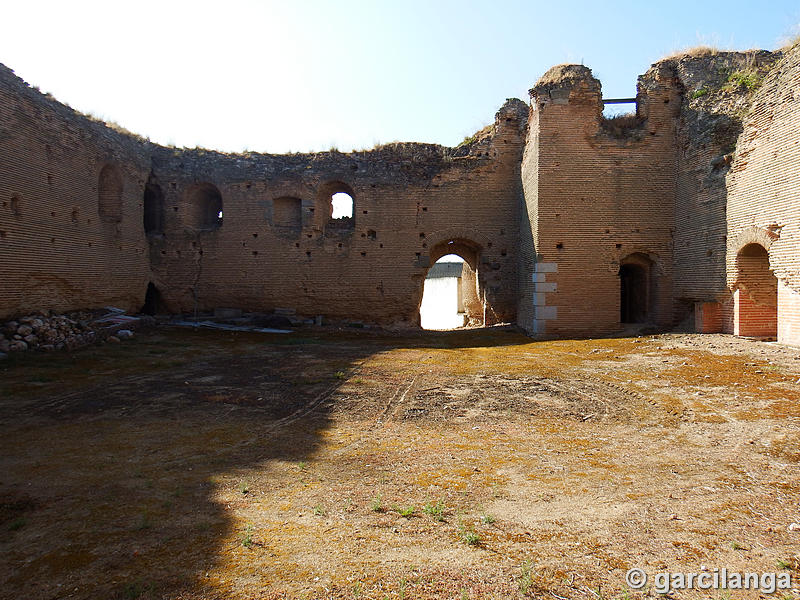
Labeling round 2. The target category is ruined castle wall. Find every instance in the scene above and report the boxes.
[0,65,152,320]
[724,42,800,345]
[522,65,678,337]
[0,60,525,327]
[671,51,780,325]
[145,103,527,326]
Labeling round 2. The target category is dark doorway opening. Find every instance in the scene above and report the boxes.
[620,263,648,323]
[142,282,165,315]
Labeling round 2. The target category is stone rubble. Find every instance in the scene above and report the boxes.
[0,310,140,354]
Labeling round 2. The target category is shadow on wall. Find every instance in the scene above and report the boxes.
[0,327,529,600]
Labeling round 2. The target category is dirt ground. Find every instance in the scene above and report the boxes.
[1,326,799,600]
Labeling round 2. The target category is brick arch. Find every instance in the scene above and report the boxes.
[730,241,778,338]
[416,230,494,328]
[730,225,779,255]
[727,225,780,290]
[425,227,490,271]
[608,247,663,274]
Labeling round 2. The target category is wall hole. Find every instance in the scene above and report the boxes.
[186,183,223,230]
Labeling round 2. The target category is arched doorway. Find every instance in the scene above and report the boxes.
[419,238,484,330]
[619,253,654,323]
[734,243,777,337]
[420,254,467,330]
[142,282,165,315]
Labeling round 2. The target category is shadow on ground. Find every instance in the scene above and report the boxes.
[0,325,528,600]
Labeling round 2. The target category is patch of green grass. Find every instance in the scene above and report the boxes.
[776,558,791,569]
[730,540,743,550]
[239,481,249,495]
[398,505,414,518]
[518,561,533,595]
[691,88,709,99]
[370,494,384,513]
[458,134,477,147]
[334,371,346,380]
[422,500,445,521]
[725,69,762,92]
[242,523,254,548]
[480,513,496,524]
[313,504,326,516]
[461,529,480,546]
[457,516,480,546]
[297,461,308,471]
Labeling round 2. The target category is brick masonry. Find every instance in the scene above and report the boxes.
[1,42,799,342]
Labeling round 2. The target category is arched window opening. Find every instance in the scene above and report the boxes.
[317,181,355,232]
[273,197,302,228]
[98,164,123,223]
[734,243,777,338]
[421,254,467,330]
[143,178,164,236]
[331,192,353,219]
[186,183,223,231]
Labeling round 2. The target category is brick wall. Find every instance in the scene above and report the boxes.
[778,281,800,345]
[2,44,799,341]
[0,60,527,326]
[671,51,778,323]
[724,42,800,345]
[144,100,526,326]
[0,65,152,319]
[520,64,678,337]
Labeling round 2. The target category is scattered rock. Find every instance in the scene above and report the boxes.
[108,336,120,343]
[0,310,145,354]
[789,523,800,532]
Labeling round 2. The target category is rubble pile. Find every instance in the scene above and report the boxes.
[0,309,142,356]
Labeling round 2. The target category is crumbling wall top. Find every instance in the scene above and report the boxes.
[529,64,601,104]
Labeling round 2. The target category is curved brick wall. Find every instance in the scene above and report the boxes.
[724,42,800,344]
[0,65,152,318]
[2,45,799,340]
[0,63,526,325]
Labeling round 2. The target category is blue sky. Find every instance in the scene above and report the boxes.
[1,0,798,153]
